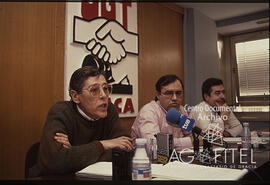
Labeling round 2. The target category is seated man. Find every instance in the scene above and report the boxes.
[35,66,133,177]
[189,78,243,137]
[131,74,193,152]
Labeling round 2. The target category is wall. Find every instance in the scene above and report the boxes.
[0,2,184,179]
[138,3,184,108]
[184,8,219,107]
[0,2,65,179]
[122,3,184,133]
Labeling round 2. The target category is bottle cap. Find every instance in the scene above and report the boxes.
[243,122,249,127]
[135,138,147,144]
[150,138,156,145]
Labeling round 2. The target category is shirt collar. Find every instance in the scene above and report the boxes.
[156,100,168,113]
[156,100,184,114]
[76,105,98,121]
[204,101,218,113]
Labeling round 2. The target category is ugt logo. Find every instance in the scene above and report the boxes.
[73,2,139,92]
[68,2,139,115]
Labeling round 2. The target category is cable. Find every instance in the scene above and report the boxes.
[246,167,264,181]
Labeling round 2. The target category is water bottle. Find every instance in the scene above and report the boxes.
[150,138,157,163]
[241,122,251,164]
[132,138,152,180]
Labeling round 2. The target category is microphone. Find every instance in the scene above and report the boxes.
[166,108,229,164]
[166,108,209,156]
[166,108,202,136]
[166,108,227,147]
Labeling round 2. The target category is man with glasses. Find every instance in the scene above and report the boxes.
[36,66,133,177]
[189,78,242,137]
[131,74,193,152]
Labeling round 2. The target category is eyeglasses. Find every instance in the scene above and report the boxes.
[82,83,112,97]
[161,90,183,98]
[214,90,225,96]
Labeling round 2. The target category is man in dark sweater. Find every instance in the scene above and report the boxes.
[35,66,133,177]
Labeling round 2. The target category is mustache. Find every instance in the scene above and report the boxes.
[169,102,180,106]
[219,98,226,103]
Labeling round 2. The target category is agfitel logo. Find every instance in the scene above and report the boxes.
[168,124,257,169]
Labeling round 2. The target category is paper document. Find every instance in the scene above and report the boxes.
[76,162,112,180]
[76,162,165,180]
[223,137,269,144]
[223,137,242,143]
[76,161,248,181]
[151,161,248,180]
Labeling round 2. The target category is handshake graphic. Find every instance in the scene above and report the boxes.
[73,16,139,64]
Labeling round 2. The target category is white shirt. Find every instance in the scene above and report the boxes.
[189,101,243,137]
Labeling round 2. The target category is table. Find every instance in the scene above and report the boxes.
[27,136,270,183]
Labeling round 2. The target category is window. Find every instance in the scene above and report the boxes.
[217,40,223,60]
[231,30,269,106]
[235,38,269,96]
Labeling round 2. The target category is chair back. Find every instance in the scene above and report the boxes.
[25,142,40,178]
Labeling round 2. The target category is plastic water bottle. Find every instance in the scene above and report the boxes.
[241,122,251,164]
[150,138,157,163]
[132,138,152,180]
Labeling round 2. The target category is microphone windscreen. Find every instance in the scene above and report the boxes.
[166,108,181,126]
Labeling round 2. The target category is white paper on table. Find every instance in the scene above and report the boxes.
[151,161,248,180]
[76,162,112,180]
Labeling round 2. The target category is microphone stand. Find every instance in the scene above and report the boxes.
[202,139,214,164]
[203,139,213,153]
[192,130,200,157]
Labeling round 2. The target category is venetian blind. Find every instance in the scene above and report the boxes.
[235,38,269,96]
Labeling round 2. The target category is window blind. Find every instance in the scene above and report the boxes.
[235,38,269,96]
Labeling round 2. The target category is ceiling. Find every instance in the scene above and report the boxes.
[176,3,269,35]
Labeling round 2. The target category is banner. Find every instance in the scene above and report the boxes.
[64,2,139,117]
